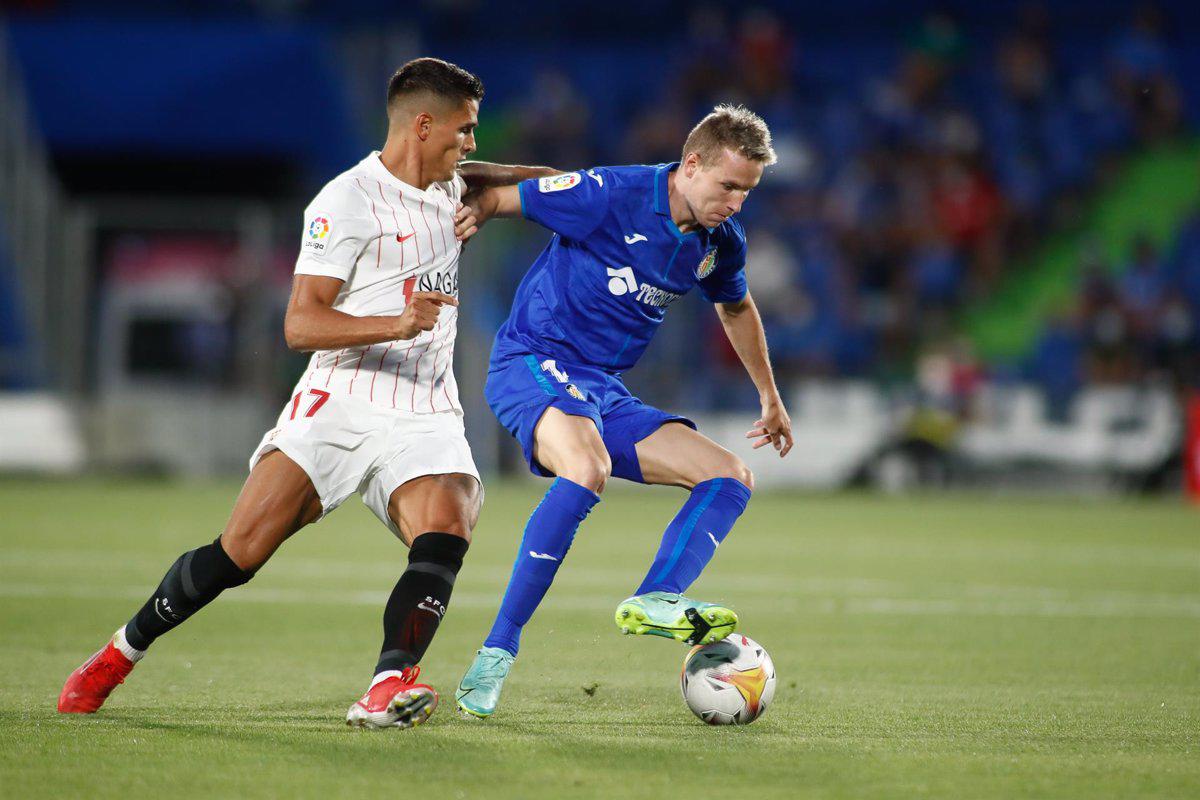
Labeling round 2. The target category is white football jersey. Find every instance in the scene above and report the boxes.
[292,152,465,414]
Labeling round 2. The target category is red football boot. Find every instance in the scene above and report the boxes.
[58,639,136,713]
[345,666,438,729]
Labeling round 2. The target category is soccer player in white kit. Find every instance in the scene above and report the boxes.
[58,58,553,729]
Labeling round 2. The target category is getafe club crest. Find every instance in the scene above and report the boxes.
[696,247,718,279]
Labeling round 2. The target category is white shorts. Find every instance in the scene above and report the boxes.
[249,387,481,537]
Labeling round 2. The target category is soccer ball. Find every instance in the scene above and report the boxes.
[680,634,776,725]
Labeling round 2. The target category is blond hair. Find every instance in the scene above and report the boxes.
[681,104,777,166]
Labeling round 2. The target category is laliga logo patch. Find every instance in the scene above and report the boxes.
[696,248,718,279]
[304,215,330,254]
[538,173,582,193]
[308,216,330,239]
[566,383,585,401]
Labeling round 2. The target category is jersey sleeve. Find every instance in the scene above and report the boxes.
[698,217,749,303]
[294,180,375,281]
[517,169,610,241]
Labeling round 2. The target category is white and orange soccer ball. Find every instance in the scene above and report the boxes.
[680,634,776,725]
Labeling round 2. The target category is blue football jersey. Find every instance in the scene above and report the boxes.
[490,163,748,374]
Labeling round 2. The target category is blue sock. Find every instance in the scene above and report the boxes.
[483,477,601,656]
[635,478,751,595]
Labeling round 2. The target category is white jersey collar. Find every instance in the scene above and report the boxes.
[362,150,443,196]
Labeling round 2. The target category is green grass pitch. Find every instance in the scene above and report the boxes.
[1,478,1197,798]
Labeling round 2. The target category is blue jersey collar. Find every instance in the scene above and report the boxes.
[654,161,717,234]
[653,162,677,217]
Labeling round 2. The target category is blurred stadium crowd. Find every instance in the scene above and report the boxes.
[478,5,1200,414]
[1,0,1198,419]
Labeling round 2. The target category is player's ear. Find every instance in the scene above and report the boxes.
[415,111,434,141]
[682,152,701,177]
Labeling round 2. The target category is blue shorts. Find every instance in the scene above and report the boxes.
[485,353,695,482]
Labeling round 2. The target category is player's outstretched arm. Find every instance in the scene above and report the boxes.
[455,163,558,242]
[284,275,456,351]
[458,162,563,227]
[463,184,526,224]
[715,293,794,457]
[458,161,558,191]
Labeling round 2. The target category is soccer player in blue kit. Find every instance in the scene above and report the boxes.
[455,105,794,718]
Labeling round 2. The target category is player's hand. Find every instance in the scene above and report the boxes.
[745,395,793,457]
[454,202,479,242]
[462,188,494,227]
[395,291,458,340]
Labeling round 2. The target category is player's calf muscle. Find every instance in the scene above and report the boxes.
[220,451,322,570]
[124,536,254,651]
[220,504,315,571]
[378,476,479,677]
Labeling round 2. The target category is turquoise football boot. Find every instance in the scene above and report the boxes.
[455,647,515,719]
[614,591,737,645]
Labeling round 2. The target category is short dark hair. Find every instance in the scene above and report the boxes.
[386,58,484,109]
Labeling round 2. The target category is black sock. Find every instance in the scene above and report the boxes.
[124,537,254,651]
[375,532,469,676]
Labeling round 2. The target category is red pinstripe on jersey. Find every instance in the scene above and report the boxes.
[399,191,423,264]
[394,332,423,409]
[348,345,371,395]
[355,178,384,269]
[418,198,437,257]
[391,359,403,409]
[435,192,454,252]
[442,366,456,411]
[409,319,438,412]
[426,202,462,412]
[368,342,392,402]
[425,307,458,411]
[377,180,404,273]
[325,349,344,387]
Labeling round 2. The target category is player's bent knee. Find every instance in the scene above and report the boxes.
[390,473,483,543]
[219,526,281,573]
[708,456,754,493]
[733,461,755,492]
[559,453,611,494]
[433,474,484,528]
[413,513,475,541]
[220,499,318,571]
